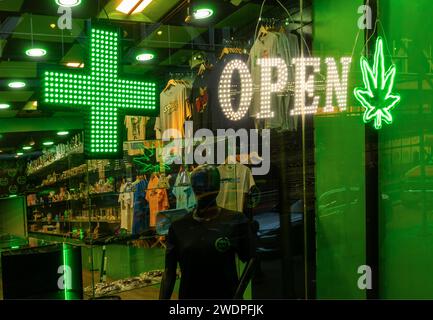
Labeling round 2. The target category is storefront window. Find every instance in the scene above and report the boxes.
[3,0,431,302]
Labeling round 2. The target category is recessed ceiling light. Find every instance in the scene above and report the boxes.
[55,0,82,7]
[23,146,32,150]
[57,131,69,136]
[157,30,163,36]
[8,81,26,89]
[43,141,54,146]
[25,48,47,57]
[116,0,153,15]
[0,104,10,109]
[136,53,154,62]
[193,8,214,20]
[50,23,56,29]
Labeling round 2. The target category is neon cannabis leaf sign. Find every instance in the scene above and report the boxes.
[354,37,401,129]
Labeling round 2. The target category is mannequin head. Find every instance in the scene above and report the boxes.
[190,165,220,212]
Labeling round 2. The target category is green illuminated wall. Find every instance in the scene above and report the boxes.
[314,0,366,299]
[378,0,433,298]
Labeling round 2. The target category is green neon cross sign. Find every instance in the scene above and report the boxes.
[41,26,158,158]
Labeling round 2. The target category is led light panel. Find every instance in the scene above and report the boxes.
[41,26,158,158]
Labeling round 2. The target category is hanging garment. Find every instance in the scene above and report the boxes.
[216,163,256,213]
[146,175,169,227]
[132,178,149,235]
[155,82,192,138]
[248,30,299,131]
[189,53,254,133]
[118,182,134,231]
[172,171,196,211]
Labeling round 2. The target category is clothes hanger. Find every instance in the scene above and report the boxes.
[163,79,177,92]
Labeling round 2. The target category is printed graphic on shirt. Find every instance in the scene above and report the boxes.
[215,237,231,253]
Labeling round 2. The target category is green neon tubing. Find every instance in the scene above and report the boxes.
[354,37,401,130]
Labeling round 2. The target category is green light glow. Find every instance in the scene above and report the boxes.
[55,0,81,7]
[57,131,69,136]
[16,152,23,156]
[354,37,401,130]
[43,141,54,146]
[22,146,32,150]
[0,103,10,109]
[62,243,71,300]
[136,53,154,61]
[8,81,26,89]
[193,8,214,19]
[26,48,47,57]
[41,26,157,158]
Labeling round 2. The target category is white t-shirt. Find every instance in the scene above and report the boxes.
[216,163,255,213]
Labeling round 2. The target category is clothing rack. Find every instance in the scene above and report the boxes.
[168,72,192,80]
[222,38,249,49]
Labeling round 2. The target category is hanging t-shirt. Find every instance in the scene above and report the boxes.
[132,178,149,234]
[190,73,212,132]
[248,31,298,131]
[146,174,169,227]
[155,83,192,138]
[216,163,256,213]
[172,171,196,211]
[125,116,149,141]
[190,54,254,133]
[118,182,134,231]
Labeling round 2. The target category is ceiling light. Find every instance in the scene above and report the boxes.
[23,146,32,150]
[55,0,82,7]
[0,150,3,153]
[43,141,54,146]
[50,23,56,29]
[25,48,47,57]
[116,0,153,15]
[193,8,214,20]
[16,152,23,156]
[65,62,84,68]
[136,53,154,62]
[8,81,26,89]
[57,131,69,136]
[157,30,163,36]
[0,104,10,109]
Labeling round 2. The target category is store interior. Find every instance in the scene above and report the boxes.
[3,0,431,300]
[0,0,314,300]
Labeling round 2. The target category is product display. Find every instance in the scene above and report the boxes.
[216,163,256,213]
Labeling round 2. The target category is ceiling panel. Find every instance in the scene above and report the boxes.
[99,0,182,23]
[139,25,207,49]
[12,14,84,42]
[0,0,24,12]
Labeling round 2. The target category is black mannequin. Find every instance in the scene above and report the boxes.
[159,165,256,299]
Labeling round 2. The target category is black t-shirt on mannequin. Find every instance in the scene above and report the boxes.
[162,208,255,299]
